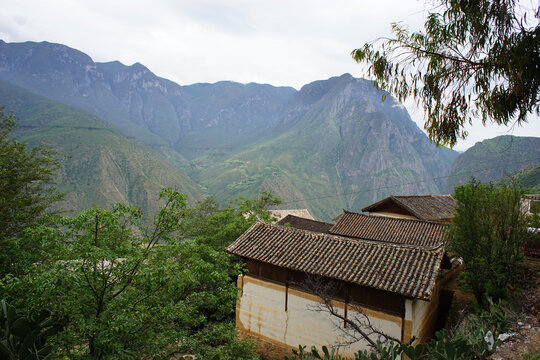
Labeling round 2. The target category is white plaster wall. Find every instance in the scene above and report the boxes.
[238,275,403,357]
[405,296,438,342]
[238,276,288,343]
[411,299,430,335]
[345,306,402,347]
[285,288,347,350]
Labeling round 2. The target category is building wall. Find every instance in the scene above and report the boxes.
[402,268,459,344]
[367,201,417,219]
[236,275,404,357]
[368,211,418,220]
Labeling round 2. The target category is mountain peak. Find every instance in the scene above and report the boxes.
[130,62,149,72]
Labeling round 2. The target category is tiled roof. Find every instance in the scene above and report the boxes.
[329,211,448,248]
[277,214,333,233]
[362,195,457,221]
[226,221,445,300]
[270,209,315,221]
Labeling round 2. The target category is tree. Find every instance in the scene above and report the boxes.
[351,0,539,147]
[449,180,527,305]
[4,189,256,359]
[181,191,281,250]
[0,107,62,278]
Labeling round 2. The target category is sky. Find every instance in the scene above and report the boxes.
[1,0,539,151]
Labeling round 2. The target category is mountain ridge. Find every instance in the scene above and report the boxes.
[0,40,465,220]
[0,78,203,215]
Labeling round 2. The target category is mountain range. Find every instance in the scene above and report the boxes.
[0,79,203,215]
[1,40,536,220]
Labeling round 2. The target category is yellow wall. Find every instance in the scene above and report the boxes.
[237,275,404,357]
[368,211,418,220]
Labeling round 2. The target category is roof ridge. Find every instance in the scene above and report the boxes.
[260,220,445,252]
[340,210,450,227]
[390,196,422,218]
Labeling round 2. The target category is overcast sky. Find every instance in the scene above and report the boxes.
[1,0,539,151]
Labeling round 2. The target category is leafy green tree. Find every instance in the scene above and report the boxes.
[0,108,62,278]
[182,191,281,249]
[449,180,527,305]
[351,0,539,147]
[4,189,254,359]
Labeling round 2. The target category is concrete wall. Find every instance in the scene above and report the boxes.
[236,275,405,357]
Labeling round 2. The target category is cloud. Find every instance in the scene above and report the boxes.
[1,0,538,150]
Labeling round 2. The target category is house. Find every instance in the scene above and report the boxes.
[277,214,333,233]
[270,209,315,222]
[361,195,457,223]
[226,210,459,358]
[522,194,540,216]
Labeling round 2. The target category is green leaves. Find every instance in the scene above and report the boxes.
[351,0,539,147]
[449,180,527,305]
[181,191,281,250]
[0,107,62,279]
[0,300,61,360]
[2,188,256,359]
[1,177,278,358]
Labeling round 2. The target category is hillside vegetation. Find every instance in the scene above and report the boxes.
[0,80,203,214]
[446,136,540,193]
[507,163,540,192]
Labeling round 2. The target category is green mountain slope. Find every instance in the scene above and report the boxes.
[0,40,296,154]
[190,75,459,220]
[0,40,461,220]
[505,163,540,192]
[446,136,540,193]
[0,80,203,214]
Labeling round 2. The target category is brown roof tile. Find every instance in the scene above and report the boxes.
[329,211,449,248]
[277,215,333,233]
[362,195,457,221]
[226,221,445,300]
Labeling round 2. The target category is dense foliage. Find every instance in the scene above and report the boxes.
[0,299,62,360]
[0,110,262,359]
[1,189,259,359]
[449,180,527,305]
[0,108,62,279]
[181,191,281,249]
[352,0,539,147]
